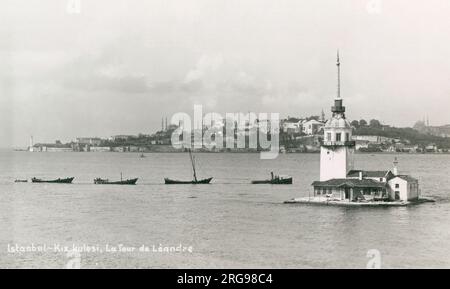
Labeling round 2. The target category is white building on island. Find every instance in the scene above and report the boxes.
[311,52,420,203]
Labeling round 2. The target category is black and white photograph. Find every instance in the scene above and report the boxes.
[1,0,450,276]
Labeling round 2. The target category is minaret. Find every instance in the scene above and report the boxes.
[29,136,34,152]
[393,157,399,176]
[319,51,355,181]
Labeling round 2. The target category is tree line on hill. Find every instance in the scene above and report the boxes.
[350,119,450,149]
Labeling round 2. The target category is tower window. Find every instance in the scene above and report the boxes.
[336,133,341,142]
[327,133,332,141]
[346,133,350,141]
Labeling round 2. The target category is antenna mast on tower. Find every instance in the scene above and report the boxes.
[337,50,341,99]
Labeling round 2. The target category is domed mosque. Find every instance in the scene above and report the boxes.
[310,52,420,203]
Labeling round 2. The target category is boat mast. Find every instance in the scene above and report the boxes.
[188,148,198,182]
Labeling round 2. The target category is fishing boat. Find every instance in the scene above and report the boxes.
[251,172,292,184]
[164,177,213,184]
[31,177,74,184]
[94,173,138,185]
[164,149,213,184]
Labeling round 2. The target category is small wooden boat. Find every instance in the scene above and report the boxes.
[251,172,292,184]
[94,178,138,185]
[94,173,138,185]
[14,179,28,183]
[31,177,74,183]
[164,177,213,184]
[164,149,212,185]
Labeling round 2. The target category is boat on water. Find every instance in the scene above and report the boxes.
[164,149,213,184]
[164,177,213,184]
[251,172,293,184]
[14,179,28,183]
[94,173,138,185]
[31,177,74,184]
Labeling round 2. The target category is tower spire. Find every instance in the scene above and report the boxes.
[336,50,341,99]
[331,50,345,117]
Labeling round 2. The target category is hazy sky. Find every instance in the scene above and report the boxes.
[1,0,450,147]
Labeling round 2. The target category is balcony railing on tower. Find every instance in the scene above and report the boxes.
[321,140,355,148]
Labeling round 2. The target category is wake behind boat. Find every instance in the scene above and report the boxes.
[164,149,213,185]
[251,172,293,184]
[31,177,74,184]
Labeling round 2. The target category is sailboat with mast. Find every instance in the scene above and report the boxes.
[164,149,213,184]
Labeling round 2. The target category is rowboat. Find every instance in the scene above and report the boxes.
[31,177,74,184]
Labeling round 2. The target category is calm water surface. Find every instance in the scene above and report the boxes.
[1,151,449,268]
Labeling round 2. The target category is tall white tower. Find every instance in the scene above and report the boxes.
[319,51,355,181]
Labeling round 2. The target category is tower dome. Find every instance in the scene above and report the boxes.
[325,117,352,129]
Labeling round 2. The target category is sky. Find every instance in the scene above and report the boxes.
[1,0,450,148]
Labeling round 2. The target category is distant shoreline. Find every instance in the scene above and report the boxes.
[9,149,450,155]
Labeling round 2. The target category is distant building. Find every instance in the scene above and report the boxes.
[89,146,111,152]
[355,140,370,150]
[32,140,72,152]
[76,137,103,146]
[425,144,438,152]
[45,147,73,152]
[352,135,394,144]
[281,121,301,134]
[302,119,324,135]
[353,135,381,143]
[110,135,135,142]
[112,146,126,152]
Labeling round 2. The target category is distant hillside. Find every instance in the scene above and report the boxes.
[354,125,450,149]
